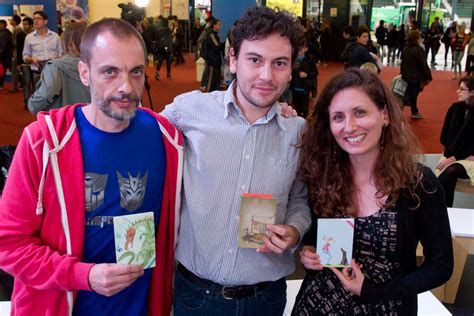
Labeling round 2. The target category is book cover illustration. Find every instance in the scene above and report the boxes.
[113,212,156,269]
[316,218,355,267]
[237,194,277,249]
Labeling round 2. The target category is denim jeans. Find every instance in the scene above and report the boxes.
[173,269,287,316]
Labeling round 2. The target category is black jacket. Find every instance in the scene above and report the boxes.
[290,54,317,91]
[153,21,173,55]
[400,45,432,82]
[203,31,222,67]
[440,101,474,160]
[302,166,453,316]
[0,28,13,63]
[347,42,377,69]
[386,29,399,47]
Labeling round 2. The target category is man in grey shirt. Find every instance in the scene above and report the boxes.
[161,7,311,315]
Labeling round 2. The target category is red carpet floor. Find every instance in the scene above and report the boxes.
[0,53,460,153]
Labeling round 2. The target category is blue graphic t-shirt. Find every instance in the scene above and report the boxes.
[73,108,166,316]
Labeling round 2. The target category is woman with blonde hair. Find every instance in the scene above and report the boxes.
[292,68,453,315]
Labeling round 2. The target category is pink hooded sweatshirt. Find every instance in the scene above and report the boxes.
[0,104,183,316]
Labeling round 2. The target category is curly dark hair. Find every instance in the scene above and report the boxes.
[230,6,304,64]
[299,68,423,217]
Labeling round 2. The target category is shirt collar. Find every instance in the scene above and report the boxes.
[223,80,287,131]
[33,29,52,37]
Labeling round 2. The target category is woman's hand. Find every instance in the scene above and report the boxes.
[299,246,324,270]
[436,156,456,170]
[330,259,365,296]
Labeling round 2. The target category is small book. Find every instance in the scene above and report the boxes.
[237,194,277,248]
[316,218,355,267]
[113,212,156,269]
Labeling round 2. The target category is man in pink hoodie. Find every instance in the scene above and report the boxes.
[0,18,183,316]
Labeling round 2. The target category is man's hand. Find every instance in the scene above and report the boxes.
[256,224,300,254]
[279,102,298,118]
[436,156,456,170]
[89,263,144,297]
[330,259,365,296]
[299,246,324,270]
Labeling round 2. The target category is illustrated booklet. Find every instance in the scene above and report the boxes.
[316,218,355,267]
[113,212,156,269]
[237,194,277,249]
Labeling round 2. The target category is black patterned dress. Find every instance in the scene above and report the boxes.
[292,208,403,315]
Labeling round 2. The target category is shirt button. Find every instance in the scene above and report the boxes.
[245,154,250,159]
[228,249,233,254]
[241,185,245,190]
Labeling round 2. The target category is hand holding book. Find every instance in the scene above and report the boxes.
[330,259,365,296]
[256,224,300,254]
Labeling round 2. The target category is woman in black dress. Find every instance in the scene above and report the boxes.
[293,68,453,315]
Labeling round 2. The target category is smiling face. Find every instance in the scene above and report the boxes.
[78,32,145,123]
[457,82,474,102]
[229,32,292,115]
[329,88,389,163]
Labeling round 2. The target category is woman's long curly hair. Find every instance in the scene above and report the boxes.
[299,68,422,217]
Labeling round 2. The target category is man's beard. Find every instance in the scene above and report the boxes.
[92,88,140,121]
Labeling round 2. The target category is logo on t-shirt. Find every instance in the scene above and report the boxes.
[85,173,108,212]
[117,171,148,211]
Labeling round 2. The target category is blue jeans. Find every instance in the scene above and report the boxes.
[173,269,287,316]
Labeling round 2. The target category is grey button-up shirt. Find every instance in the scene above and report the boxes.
[161,82,311,285]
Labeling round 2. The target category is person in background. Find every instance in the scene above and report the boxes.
[154,16,173,80]
[386,23,399,65]
[319,17,331,67]
[17,17,34,105]
[437,76,474,207]
[22,11,62,106]
[27,23,91,114]
[425,21,442,67]
[397,24,406,60]
[22,11,62,67]
[0,18,182,316]
[293,68,453,316]
[451,22,470,80]
[191,18,203,59]
[401,30,432,119]
[466,37,474,76]
[197,16,215,91]
[0,20,13,90]
[340,25,356,68]
[8,15,22,92]
[202,18,222,92]
[442,21,457,68]
[161,7,311,315]
[290,40,317,118]
[171,17,185,65]
[360,61,379,74]
[375,20,388,61]
[347,25,379,71]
